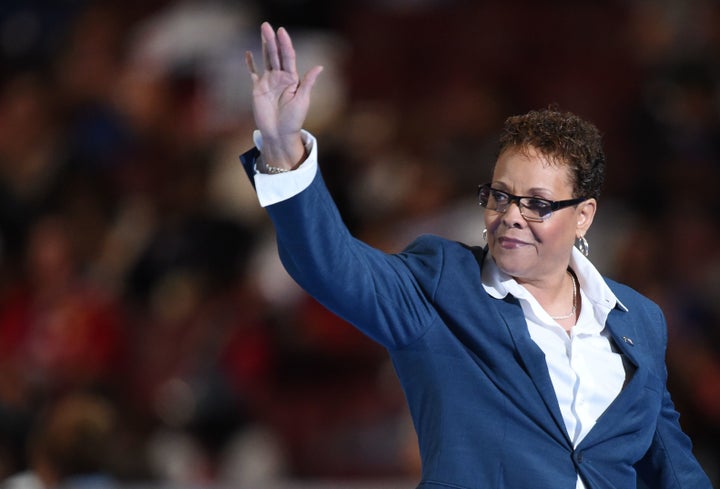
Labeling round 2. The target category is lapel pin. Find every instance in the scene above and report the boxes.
[622,336,634,346]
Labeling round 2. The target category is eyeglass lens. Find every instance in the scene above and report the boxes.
[479,186,549,221]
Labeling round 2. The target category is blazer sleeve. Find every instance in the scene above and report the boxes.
[634,304,713,488]
[240,147,441,349]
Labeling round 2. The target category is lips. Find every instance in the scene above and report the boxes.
[497,236,530,249]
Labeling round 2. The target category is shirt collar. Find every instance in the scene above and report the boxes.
[481,247,628,313]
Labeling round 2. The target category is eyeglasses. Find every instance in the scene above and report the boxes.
[477,184,586,222]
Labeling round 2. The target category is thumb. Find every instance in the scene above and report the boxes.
[296,65,324,99]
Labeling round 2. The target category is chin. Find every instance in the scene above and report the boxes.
[491,249,532,273]
[492,258,527,278]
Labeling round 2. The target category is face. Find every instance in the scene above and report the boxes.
[484,146,596,286]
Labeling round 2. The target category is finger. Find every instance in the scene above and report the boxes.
[261,21,281,70]
[261,24,272,69]
[277,27,297,75]
[245,51,257,76]
[296,65,324,98]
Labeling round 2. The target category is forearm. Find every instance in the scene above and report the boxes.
[267,168,435,348]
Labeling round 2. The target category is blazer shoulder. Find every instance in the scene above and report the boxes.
[400,234,483,268]
[604,277,668,349]
[397,235,484,295]
[403,234,482,256]
[604,277,662,315]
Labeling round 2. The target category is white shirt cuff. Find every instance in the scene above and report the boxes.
[252,129,319,207]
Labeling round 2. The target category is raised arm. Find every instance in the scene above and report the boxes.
[245,22,323,171]
[241,24,440,349]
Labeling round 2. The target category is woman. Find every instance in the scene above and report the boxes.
[241,22,712,489]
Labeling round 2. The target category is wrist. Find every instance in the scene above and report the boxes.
[259,132,305,170]
[257,154,292,174]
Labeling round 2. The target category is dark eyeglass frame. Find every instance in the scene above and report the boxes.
[477,184,587,222]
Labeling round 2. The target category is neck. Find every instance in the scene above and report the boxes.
[549,268,577,322]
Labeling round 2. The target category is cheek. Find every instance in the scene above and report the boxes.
[536,220,576,248]
[483,212,501,231]
[483,214,500,239]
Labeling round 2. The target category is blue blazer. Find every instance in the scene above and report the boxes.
[241,148,712,489]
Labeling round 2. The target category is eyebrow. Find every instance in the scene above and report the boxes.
[491,183,555,198]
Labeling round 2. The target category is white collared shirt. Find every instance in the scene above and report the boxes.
[482,249,628,489]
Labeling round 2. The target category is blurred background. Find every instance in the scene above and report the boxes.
[0,0,718,487]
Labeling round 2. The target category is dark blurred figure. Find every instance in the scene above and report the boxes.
[0,215,128,479]
[2,392,119,489]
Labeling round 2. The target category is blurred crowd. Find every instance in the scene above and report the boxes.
[0,0,718,487]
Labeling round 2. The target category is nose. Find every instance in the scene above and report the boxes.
[501,200,526,227]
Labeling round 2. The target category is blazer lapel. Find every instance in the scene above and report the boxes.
[494,300,652,453]
[494,295,571,447]
[577,307,650,449]
[469,246,570,446]
[605,308,641,369]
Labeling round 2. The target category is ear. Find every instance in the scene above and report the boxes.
[576,198,596,236]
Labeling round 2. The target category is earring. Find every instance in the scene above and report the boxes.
[482,228,488,242]
[575,235,589,257]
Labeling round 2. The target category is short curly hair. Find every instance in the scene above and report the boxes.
[497,108,605,200]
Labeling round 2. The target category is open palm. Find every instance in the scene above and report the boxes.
[246,22,323,166]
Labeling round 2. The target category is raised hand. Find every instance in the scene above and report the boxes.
[245,22,323,170]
